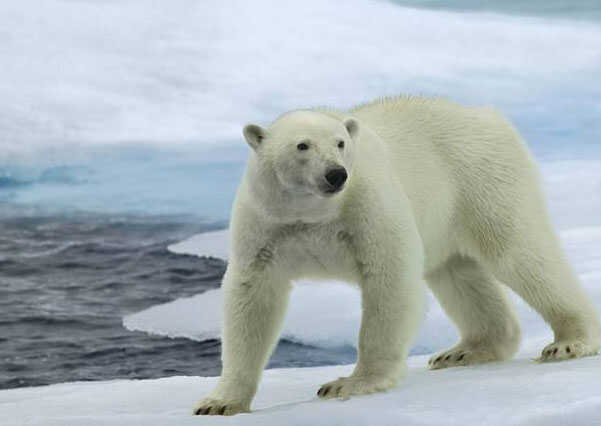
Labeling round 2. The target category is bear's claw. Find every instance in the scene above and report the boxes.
[429,346,497,370]
[193,398,249,416]
[317,375,397,400]
[538,340,598,362]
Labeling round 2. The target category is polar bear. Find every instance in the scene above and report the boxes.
[193,96,600,416]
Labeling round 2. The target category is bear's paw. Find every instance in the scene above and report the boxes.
[192,397,249,416]
[317,374,397,400]
[428,346,498,370]
[539,340,599,362]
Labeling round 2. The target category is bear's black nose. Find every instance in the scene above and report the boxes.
[325,167,348,191]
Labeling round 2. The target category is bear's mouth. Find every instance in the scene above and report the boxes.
[319,183,344,196]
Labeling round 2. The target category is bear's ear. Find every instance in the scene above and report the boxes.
[243,124,267,151]
[343,118,359,140]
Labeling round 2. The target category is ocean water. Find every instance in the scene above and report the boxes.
[1,0,600,390]
[0,213,353,389]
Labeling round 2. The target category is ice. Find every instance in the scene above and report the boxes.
[3,354,601,425]
[2,0,600,216]
[2,0,600,163]
[168,229,231,261]
[124,282,362,349]
[541,160,601,230]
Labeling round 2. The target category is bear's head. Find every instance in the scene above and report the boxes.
[242,110,359,222]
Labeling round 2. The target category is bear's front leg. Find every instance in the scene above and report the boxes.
[318,265,424,400]
[193,267,292,415]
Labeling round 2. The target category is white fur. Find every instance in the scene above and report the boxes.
[193,97,601,416]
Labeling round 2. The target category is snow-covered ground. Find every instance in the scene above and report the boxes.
[3,355,601,426]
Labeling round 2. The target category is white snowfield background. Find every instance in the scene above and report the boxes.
[2,0,601,424]
[2,0,600,162]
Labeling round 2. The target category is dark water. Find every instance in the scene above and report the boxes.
[0,212,354,390]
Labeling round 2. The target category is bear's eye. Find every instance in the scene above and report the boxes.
[337,140,345,149]
[297,142,309,151]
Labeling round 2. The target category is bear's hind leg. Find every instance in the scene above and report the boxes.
[484,226,600,362]
[427,255,521,370]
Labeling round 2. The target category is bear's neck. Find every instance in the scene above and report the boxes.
[243,169,342,225]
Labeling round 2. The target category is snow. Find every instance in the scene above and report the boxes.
[3,355,601,426]
[2,0,600,216]
[2,0,600,163]
[124,282,363,349]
